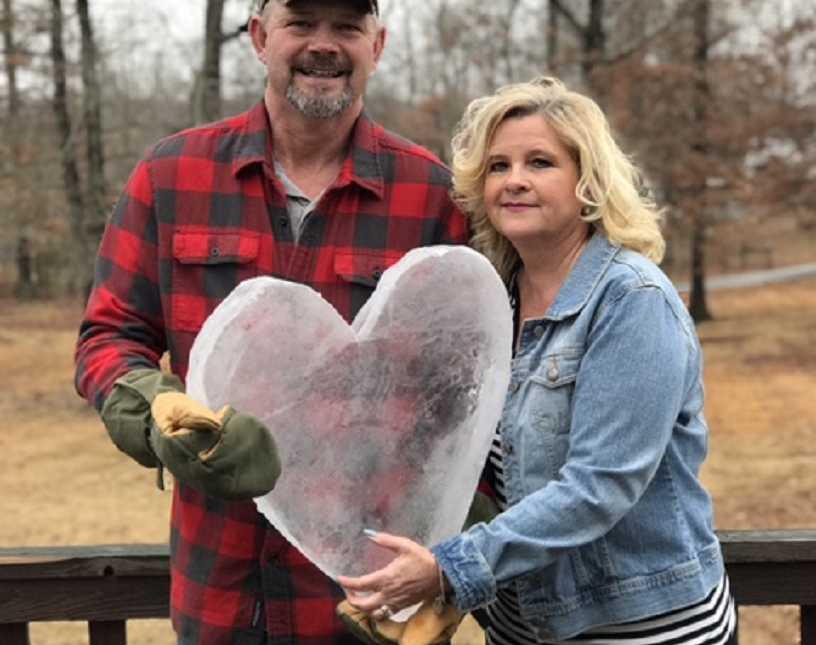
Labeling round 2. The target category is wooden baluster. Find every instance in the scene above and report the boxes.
[89,619,126,645]
[802,606,816,645]
[0,622,30,645]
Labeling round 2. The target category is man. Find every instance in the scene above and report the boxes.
[74,0,467,643]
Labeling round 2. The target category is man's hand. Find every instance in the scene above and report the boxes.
[101,369,281,499]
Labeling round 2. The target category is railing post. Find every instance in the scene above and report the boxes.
[89,619,126,645]
[0,622,30,645]
[802,606,816,645]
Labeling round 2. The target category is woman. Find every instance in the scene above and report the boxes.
[338,77,736,644]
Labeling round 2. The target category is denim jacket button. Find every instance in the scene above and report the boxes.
[547,366,559,381]
[534,325,545,337]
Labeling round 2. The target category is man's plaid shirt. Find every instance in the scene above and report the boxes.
[75,101,468,644]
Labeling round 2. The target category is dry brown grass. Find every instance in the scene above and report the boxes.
[2,278,814,645]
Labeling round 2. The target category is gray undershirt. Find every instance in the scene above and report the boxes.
[273,160,324,241]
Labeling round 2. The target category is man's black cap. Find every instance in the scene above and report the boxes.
[261,0,379,15]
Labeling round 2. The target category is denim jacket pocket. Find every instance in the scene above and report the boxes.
[528,348,582,436]
[517,349,582,493]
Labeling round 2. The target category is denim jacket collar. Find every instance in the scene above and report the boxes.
[544,230,619,321]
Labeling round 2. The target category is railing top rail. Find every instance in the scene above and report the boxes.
[0,544,169,581]
[1,529,815,579]
[718,529,816,563]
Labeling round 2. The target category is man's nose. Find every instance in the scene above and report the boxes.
[306,26,342,55]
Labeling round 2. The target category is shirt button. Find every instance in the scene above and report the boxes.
[210,247,220,257]
[534,325,545,337]
[278,216,289,228]
[372,268,383,281]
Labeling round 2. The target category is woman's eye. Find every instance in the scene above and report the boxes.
[487,161,508,173]
[531,157,553,168]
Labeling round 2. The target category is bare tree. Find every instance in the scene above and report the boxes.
[193,0,243,124]
[50,0,89,293]
[2,0,33,297]
[2,0,19,118]
[687,0,712,322]
[77,0,107,259]
[550,0,607,92]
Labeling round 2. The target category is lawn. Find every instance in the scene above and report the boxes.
[1,276,814,644]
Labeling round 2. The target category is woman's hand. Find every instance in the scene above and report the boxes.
[337,532,440,617]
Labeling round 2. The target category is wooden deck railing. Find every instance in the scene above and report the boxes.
[1,530,814,645]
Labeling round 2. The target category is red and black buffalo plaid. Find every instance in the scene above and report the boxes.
[75,101,468,644]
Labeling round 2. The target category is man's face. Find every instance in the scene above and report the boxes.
[251,0,385,119]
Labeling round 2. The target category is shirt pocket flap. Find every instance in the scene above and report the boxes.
[530,349,583,388]
[334,250,402,288]
[172,230,260,265]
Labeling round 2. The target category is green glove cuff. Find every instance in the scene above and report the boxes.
[100,368,184,468]
[150,408,282,500]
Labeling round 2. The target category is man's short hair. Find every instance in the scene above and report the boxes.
[258,0,379,15]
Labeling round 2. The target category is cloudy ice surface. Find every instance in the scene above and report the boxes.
[187,246,512,593]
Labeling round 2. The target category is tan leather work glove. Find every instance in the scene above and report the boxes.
[336,600,462,645]
[148,390,282,499]
[100,368,281,500]
[335,491,495,644]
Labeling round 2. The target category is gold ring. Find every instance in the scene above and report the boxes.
[374,604,394,620]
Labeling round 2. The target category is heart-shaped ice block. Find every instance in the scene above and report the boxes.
[187,246,512,582]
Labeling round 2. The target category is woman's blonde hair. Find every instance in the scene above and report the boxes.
[451,77,665,281]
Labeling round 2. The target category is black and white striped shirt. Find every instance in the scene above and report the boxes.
[484,432,737,645]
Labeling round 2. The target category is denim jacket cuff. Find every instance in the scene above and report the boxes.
[432,531,496,611]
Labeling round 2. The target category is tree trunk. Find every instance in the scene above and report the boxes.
[2,0,19,119]
[3,0,31,297]
[50,0,90,295]
[499,0,521,83]
[547,0,559,71]
[77,0,108,259]
[550,0,607,95]
[197,0,226,123]
[688,0,712,323]
[583,0,605,86]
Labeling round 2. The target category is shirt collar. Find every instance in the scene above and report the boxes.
[544,230,620,320]
[232,102,385,199]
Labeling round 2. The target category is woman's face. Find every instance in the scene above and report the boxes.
[483,113,587,251]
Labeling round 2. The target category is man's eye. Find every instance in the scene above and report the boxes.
[338,23,363,32]
[288,20,313,29]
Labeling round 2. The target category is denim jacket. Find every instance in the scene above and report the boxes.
[433,232,724,640]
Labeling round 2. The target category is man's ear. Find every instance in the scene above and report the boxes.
[248,16,268,61]
[371,25,387,69]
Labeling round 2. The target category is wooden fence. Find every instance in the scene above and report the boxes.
[1,530,814,645]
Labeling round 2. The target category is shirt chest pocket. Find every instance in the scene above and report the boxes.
[170,230,260,332]
[334,250,396,287]
[334,250,403,318]
[527,349,583,436]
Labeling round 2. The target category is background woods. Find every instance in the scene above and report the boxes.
[1,0,814,305]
